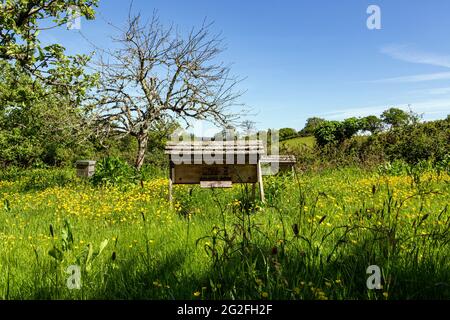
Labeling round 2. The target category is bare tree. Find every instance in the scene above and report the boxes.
[93,11,244,170]
[240,120,257,136]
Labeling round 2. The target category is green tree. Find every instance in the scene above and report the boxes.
[300,117,325,136]
[381,108,410,128]
[361,115,383,134]
[340,117,362,141]
[314,120,341,147]
[0,60,94,167]
[0,0,98,95]
[279,128,297,141]
[314,117,363,147]
[0,1,99,167]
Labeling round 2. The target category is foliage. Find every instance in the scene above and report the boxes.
[381,108,410,128]
[0,0,99,95]
[341,117,362,141]
[313,120,342,146]
[91,157,135,186]
[299,117,325,137]
[436,153,450,174]
[360,115,383,134]
[380,118,449,164]
[377,159,412,176]
[278,128,298,141]
[313,118,364,147]
[0,167,76,191]
[307,111,448,170]
[0,60,96,167]
[0,0,99,168]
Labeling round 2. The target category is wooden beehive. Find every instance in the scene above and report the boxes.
[260,155,297,174]
[75,160,96,178]
[165,140,266,201]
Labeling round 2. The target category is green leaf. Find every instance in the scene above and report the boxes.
[3,199,11,212]
[85,243,94,271]
[61,219,74,251]
[98,239,108,255]
[48,246,64,261]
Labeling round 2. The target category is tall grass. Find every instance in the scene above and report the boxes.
[0,165,448,299]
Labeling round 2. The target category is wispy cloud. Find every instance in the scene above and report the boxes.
[381,44,450,68]
[372,72,450,83]
[413,87,450,95]
[319,98,450,120]
[425,87,450,95]
[373,45,450,83]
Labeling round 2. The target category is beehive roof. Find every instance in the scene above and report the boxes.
[165,140,265,155]
[260,155,296,164]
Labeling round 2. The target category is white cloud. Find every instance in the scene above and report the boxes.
[381,45,450,68]
[319,98,450,120]
[372,71,450,83]
[426,87,450,95]
[374,45,450,83]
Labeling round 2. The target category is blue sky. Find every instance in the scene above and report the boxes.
[43,0,450,132]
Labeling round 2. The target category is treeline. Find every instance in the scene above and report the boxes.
[281,108,450,170]
[279,107,427,142]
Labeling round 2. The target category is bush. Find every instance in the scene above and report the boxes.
[24,169,76,191]
[91,157,135,186]
[0,167,76,191]
[382,119,450,164]
[138,163,166,180]
[377,160,410,176]
[279,128,298,141]
[310,118,449,170]
[314,121,342,147]
[436,154,450,174]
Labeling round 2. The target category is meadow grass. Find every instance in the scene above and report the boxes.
[281,136,316,149]
[0,167,449,300]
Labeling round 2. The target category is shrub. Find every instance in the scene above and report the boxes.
[377,160,410,176]
[279,128,298,142]
[436,153,450,174]
[0,168,76,191]
[91,157,135,186]
[314,121,342,147]
[383,120,449,164]
[310,118,449,170]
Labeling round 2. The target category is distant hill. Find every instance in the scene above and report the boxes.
[281,136,315,149]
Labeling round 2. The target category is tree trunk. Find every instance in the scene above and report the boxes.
[135,134,149,171]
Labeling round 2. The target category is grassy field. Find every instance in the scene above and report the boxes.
[0,166,449,300]
[281,136,316,150]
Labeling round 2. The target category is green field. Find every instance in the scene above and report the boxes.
[0,167,448,299]
[281,136,316,150]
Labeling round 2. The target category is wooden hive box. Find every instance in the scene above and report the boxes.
[75,160,96,178]
[165,140,266,201]
[260,155,297,174]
